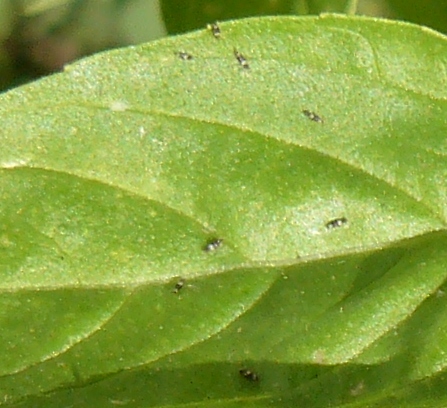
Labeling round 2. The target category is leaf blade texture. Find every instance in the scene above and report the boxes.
[1,14,447,407]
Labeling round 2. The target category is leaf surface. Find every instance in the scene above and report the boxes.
[1,14,447,407]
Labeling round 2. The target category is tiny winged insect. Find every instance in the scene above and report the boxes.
[204,238,223,252]
[178,51,193,60]
[234,49,249,69]
[239,369,259,382]
[172,278,185,294]
[302,109,323,123]
[207,22,221,38]
[326,217,348,230]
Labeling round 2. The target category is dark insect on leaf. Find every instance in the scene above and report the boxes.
[303,109,323,123]
[239,369,259,381]
[207,22,221,38]
[178,52,193,60]
[234,49,250,69]
[172,278,185,294]
[204,238,223,252]
[326,217,348,229]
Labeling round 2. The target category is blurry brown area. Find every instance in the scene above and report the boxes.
[4,27,83,79]
[0,0,165,92]
[1,1,116,90]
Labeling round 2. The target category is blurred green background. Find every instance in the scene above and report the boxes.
[1,0,446,92]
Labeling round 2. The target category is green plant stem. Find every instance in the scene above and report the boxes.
[344,0,359,15]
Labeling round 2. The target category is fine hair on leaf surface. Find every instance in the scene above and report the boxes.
[1,14,447,407]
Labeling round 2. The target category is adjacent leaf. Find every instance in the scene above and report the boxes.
[118,0,166,44]
[1,14,447,407]
[293,0,348,14]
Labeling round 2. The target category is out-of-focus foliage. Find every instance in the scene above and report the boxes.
[21,0,73,16]
[292,0,393,16]
[160,0,296,34]
[387,0,447,35]
[0,0,14,89]
[160,0,447,36]
[0,0,165,92]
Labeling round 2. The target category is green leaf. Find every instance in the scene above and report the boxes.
[1,14,447,407]
[118,0,166,44]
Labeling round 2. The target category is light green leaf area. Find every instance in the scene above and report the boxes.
[1,14,447,407]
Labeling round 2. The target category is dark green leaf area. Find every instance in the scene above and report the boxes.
[158,232,447,371]
[160,0,296,34]
[11,233,447,408]
[9,360,406,408]
[19,358,445,408]
[0,288,127,377]
[388,0,447,35]
[0,269,277,402]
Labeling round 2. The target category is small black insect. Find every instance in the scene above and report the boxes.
[239,369,259,381]
[303,109,323,123]
[326,217,348,230]
[234,49,249,69]
[204,238,223,252]
[207,22,221,38]
[172,278,185,294]
[178,51,193,60]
